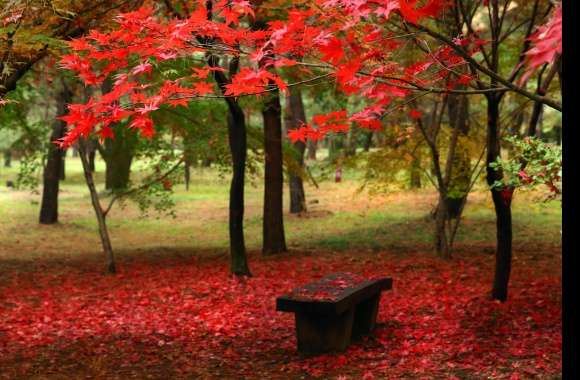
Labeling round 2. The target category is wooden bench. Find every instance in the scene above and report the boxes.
[276,272,392,354]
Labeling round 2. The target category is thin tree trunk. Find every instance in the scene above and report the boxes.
[184,161,191,191]
[262,87,287,254]
[434,194,449,257]
[39,81,72,225]
[78,138,116,274]
[410,155,422,189]
[4,149,12,167]
[87,145,96,172]
[226,104,252,275]
[363,131,374,152]
[208,51,252,276]
[100,78,136,191]
[486,95,513,302]
[307,139,317,160]
[345,125,357,156]
[444,93,471,219]
[285,88,307,214]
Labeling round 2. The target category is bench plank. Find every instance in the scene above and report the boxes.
[276,273,392,315]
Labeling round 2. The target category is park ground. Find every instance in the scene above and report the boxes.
[0,158,561,379]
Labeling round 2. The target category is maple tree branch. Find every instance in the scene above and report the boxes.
[103,157,185,217]
[456,0,492,68]
[293,61,508,95]
[410,22,562,112]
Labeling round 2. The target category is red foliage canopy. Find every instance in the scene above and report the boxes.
[57,0,562,147]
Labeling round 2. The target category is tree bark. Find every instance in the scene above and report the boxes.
[3,150,12,167]
[363,131,373,152]
[87,144,96,173]
[78,138,116,274]
[209,54,252,276]
[486,95,513,302]
[434,194,449,257]
[307,139,317,160]
[100,78,136,191]
[39,80,72,225]
[409,155,422,189]
[59,153,66,181]
[444,93,471,219]
[103,132,136,191]
[285,88,307,214]
[262,87,287,254]
[226,102,252,275]
[184,160,191,191]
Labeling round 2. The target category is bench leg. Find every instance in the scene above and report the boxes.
[295,309,354,354]
[351,293,381,340]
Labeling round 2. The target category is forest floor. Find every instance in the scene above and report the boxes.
[0,159,562,379]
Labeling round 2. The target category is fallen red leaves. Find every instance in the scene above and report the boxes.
[0,250,561,379]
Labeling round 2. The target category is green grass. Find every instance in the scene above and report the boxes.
[0,156,561,265]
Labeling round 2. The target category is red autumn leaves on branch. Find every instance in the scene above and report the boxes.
[57,0,478,148]
[56,0,562,149]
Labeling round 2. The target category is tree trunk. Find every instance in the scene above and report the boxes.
[434,194,450,258]
[226,103,252,275]
[59,154,66,181]
[262,87,287,254]
[208,52,252,276]
[78,138,116,274]
[285,88,307,214]
[184,160,191,191]
[39,81,72,225]
[101,78,136,191]
[486,95,513,302]
[409,155,422,189]
[363,131,373,152]
[444,93,471,219]
[87,145,96,173]
[345,125,357,157]
[103,132,136,191]
[307,139,317,160]
[3,150,12,167]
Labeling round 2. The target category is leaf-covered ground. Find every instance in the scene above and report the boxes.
[0,246,561,380]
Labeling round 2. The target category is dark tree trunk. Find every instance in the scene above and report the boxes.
[363,131,373,152]
[307,139,317,160]
[103,132,136,191]
[100,79,136,191]
[486,95,513,302]
[184,160,191,191]
[262,87,287,254]
[39,81,72,225]
[345,126,357,157]
[59,154,66,181]
[444,93,471,219]
[226,103,252,275]
[409,155,421,189]
[285,88,307,214]
[87,145,96,173]
[208,52,252,276]
[78,138,116,274]
[437,7,472,220]
[3,150,12,167]
[434,194,450,257]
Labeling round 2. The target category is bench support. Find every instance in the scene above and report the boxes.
[295,309,355,354]
[352,293,381,340]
